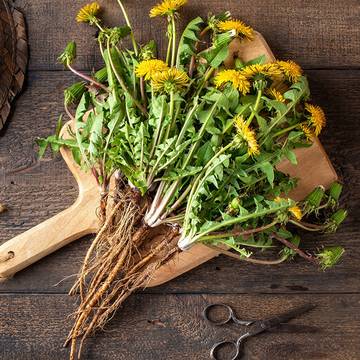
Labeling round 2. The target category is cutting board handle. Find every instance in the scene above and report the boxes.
[0,193,99,279]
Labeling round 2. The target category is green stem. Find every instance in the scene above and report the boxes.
[182,153,230,233]
[195,67,215,97]
[246,89,262,126]
[149,96,166,160]
[107,41,147,115]
[116,0,138,56]
[166,34,172,65]
[223,104,251,134]
[170,14,176,67]
[158,213,185,225]
[182,99,220,169]
[199,221,278,242]
[207,245,288,265]
[148,94,219,225]
[147,138,175,185]
[260,85,307,143]
[290,220,325,232]
[271,233,319,265]
[67,64,109,93]
[162,182,192,217]
[272,123,299,139]
[164,91,175,141]
[175,97,200,146]
[192,204,291,243]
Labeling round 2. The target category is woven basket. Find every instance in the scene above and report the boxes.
[0,0,27,131]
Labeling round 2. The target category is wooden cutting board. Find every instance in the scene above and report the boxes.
[0,32,338,283]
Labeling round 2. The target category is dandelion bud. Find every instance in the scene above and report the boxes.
[305,186,325,209]
[317,246,345,270]
[329,182,343,202]
[325,209,347,233]
[58,41,77,66]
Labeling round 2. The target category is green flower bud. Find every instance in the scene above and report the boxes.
[306,185,325,208]
[331,209,347,226]
[234,58,244,70]
[58,41,76,66]
[109,26,131,46]
[64,82,86,106]
[140,40,157,61]
[317,246,345,270]
[329,182,343,202]
[253,78,267,91]
[230,197,241,210]
[94,67,108,83]
[325,209,347,233]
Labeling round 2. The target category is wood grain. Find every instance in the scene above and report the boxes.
[0,293,359,360]
[12,0,360,71]
[0,1,359,358]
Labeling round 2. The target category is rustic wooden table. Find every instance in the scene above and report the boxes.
[0,1,359,359]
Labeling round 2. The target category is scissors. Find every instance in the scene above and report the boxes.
[203,302,315,360]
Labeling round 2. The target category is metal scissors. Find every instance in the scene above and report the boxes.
[203,302,315,360]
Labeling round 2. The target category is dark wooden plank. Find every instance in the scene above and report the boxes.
[0,69,359,294]
[0,293,359,359]
[13,0,360,71]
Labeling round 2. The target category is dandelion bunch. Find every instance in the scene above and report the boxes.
[150,0,187,17]
[214,70,251,95]
[234,115,260,156]
[218,19,254,41]
[36,3,347,359]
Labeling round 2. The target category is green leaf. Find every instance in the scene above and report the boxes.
[259,161,274,186]
[199,32,233,68]
[284,148,297,165]
[88,109,104,159]
[243,54,266,66]
[176,17,204,67]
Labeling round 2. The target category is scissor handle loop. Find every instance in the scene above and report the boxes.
[210,340,240,360]
[203,303,235,325]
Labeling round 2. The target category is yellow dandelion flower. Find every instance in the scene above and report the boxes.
[149,0,187,17]
[214,70,251,95]
[218,20,254,41]
[289,205,303,220]
[266,88,285,103]
[151,68,189,93]
[240,63,282,80]
[305,103,326,136]
[300,123,315,140]
[135,59,169,80]
[76,2,101,23]
[234,115,260,156]
[277,60,302,83]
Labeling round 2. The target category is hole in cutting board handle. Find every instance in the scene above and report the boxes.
[0,251,15,263]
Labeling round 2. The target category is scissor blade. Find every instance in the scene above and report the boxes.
[247,303,315,337]
[268,303,316,326]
